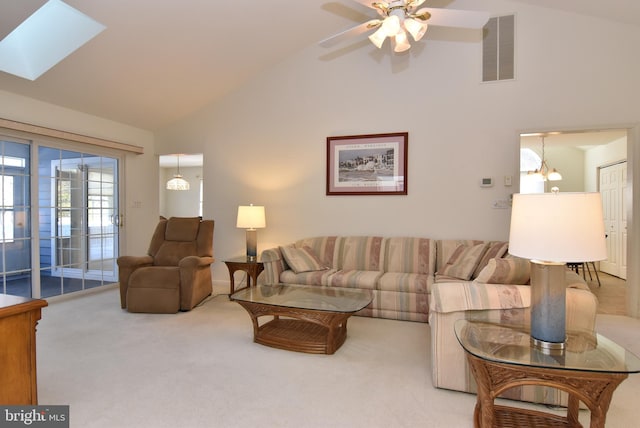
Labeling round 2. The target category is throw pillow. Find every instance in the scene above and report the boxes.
[280,245,329,274]
[472,241,509,278]
[475,256,530,285]
[438,243,489,280]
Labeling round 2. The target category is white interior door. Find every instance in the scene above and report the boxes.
[599,162,627,279]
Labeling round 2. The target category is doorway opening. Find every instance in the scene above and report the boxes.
[159,154,203,218]
[519,128,628,284]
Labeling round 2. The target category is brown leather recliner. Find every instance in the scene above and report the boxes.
[117,217,214,313]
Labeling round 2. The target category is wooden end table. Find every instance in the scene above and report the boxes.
[454,320,640,428]
[224,256,264,295]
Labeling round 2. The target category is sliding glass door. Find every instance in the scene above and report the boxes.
[0,139,32,296]
[0,135,121,298]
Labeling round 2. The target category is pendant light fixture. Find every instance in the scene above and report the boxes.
[166,154,190,191]
[528,136,562,182]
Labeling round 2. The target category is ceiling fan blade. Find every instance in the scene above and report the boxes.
[351,0,389,16]
[318,19,382,48]
[408,0,427,8]
[416,8,490,29]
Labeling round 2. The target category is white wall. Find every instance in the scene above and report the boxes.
[0,90,158,257]
[155,0,640,294]
[544,146,585,192]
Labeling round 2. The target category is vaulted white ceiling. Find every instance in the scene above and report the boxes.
[0,0,639,131]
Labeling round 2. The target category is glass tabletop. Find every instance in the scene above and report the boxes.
[230,284,372,313]
[225,256,262,263]
[454,320,640,374]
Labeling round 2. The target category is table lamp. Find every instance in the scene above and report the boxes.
[508,192,607,352]
[236,204,266,260]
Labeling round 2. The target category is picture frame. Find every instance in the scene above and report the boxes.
[326,132,408,195]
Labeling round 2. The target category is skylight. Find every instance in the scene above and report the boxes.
[0,0,105,80]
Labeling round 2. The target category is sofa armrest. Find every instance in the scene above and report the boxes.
[429,281,598,405]
[430,281,531,314]
[258,247,288,285]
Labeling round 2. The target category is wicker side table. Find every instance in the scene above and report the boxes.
[454,320,640,428]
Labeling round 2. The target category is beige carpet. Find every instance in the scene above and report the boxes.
[35,284,640,428]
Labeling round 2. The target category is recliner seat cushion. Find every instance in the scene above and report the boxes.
[130,266,180,289]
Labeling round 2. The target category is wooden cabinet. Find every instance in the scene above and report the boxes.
[0,294,47,404]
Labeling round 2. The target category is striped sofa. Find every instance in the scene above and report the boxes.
[260,235,598,406]
[260,236,435,322]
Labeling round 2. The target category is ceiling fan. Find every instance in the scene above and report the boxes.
[319,0,490,53]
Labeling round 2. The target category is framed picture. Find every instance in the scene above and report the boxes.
[326,132,408,195]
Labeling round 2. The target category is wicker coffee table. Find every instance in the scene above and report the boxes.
[230,284,372,354]
[454,320,640,428]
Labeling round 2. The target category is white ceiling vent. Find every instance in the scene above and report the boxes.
[482,15,515,82]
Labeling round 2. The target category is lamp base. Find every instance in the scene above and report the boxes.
[246,229,257,260]
[530,337,566,355]
[530,261,567,352]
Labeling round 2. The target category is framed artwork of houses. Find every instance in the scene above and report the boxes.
[326,132,408,195]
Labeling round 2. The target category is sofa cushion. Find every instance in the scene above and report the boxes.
[328,270,382,289]
[472,241,509,278]
[383,237,435,275]
[280,268,338,286]
[474,256,531,285]
[338,236,384,271]
[294,236,339,268]
[437,243,489,280]
[436,239,485,273]
[377,272,432,293]
[280,245,329,274]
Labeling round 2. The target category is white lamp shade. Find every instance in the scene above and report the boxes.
[393,30,411,52]
[236,205,266,229]
[382,15,401,37]
[404,18,428,41]
[166,175,190,190]
[509,193,607,263]
[368,26,387,49]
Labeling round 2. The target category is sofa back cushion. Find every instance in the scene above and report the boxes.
[336,236,384,271]
[436,240,486,273]
[474,256,530,285]
[294,236,339,267]
[280,245,330,274]
[472,241,509,278]
[383,237,435,275]
[438,243,489,280]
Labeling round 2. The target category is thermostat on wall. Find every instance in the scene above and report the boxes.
[480,177,494,187]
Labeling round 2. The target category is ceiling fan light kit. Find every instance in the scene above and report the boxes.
[320,0,489,54]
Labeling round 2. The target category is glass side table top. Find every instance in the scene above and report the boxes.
[225,255,262,263]
[230,284,372,313]
[454,320,640,374]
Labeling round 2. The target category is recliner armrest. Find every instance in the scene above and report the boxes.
[117,255,154,268]
[179,256,214,269]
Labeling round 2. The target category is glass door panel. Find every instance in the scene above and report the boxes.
[39,147,119,297]
[0,139,31,297]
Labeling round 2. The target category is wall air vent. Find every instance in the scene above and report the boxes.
[482,15,515,82]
